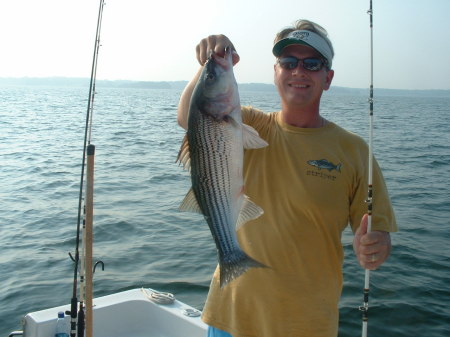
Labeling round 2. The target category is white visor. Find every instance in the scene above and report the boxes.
[272,30,333,68]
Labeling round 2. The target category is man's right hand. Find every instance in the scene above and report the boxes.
[195,34,240,66]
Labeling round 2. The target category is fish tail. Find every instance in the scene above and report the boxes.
[219,251,267,287]
[336,163,342,172]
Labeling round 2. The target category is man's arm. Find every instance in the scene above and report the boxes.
[177,67,203,130]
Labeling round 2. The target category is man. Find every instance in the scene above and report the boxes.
[177,19,397,337]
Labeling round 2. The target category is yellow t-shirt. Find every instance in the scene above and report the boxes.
[202,107,397,337]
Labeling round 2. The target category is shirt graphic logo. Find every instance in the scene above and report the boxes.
[307,159,342,172]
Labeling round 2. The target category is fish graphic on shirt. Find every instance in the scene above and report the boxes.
[307,159,342,172]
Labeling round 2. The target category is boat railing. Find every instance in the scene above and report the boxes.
[8,331,23,337]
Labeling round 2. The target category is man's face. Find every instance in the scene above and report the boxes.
[274,44,334,110]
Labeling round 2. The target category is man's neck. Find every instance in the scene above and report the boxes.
[280,106,324,128]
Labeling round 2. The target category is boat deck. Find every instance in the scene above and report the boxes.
[21,288,207,337]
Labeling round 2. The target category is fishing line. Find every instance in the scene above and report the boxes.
[69,1,105,337]
[359,1,374,336]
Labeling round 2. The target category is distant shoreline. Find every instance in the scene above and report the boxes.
[1,77,449,97]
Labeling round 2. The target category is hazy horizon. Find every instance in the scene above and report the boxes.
[1,0,449,91]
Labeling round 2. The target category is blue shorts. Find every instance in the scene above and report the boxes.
[207,326,233,337]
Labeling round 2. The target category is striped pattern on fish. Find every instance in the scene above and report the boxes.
[177,49,268,287]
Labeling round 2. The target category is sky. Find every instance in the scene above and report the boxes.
[1,0,449,90]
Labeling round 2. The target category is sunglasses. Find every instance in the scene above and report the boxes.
[277,56,328,72]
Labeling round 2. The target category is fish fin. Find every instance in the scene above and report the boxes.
[179,188,202,213]
[219,250,267,287]
[242,124,268,149]
[336,163,342,172]
[176,134,191,171]
[236,195,264,230]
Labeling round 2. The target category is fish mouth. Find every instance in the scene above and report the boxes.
[205,53,232,78]
[210,49,233,70]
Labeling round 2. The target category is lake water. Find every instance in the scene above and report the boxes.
[1,84,449,336]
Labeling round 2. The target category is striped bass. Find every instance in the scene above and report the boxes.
[177,48,268,287]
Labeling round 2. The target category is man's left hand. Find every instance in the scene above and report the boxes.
[353,214,391,270]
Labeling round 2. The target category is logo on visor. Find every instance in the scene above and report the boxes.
[291,31,310,40]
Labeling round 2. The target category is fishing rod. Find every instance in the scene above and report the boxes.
[359,1,374,336]
[69,1,105,337]
[84,144,96,337]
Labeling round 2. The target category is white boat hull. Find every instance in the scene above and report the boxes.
[21,288,207,337]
